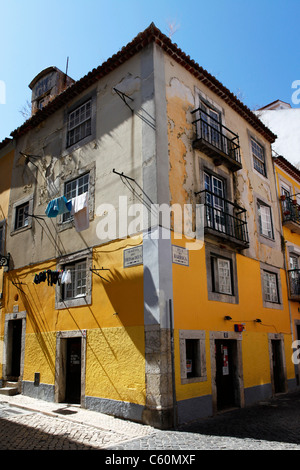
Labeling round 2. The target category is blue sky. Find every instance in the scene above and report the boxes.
[0,0,299,143]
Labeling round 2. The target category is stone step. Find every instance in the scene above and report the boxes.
[0,382,20,396]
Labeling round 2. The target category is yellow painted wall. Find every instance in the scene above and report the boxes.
[1,236,146,405]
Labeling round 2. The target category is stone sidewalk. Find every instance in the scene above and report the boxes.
[1,391,300,450]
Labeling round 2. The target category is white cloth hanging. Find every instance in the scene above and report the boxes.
[61,270,72,285]
[70,192,89,232]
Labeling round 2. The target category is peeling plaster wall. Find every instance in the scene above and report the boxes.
[7,55,145,270]
[164,54,283,268]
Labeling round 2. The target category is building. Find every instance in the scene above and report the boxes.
[256,100,300,387]
[0,24,297,429]
[273,156,300,385]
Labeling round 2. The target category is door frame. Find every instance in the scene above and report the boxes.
[210,331,244,414]
[55,330,86,406]
[268,333,287,395]
[3,311,26,383]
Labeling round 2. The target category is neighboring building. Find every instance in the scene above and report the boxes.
[273,158,300,382]
[256,99,300,168]
[0,24,297,429]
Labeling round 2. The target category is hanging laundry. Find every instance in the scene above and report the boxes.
[46,269,60,286]
[45,196,72,218]
[61,270,72,285]
[33,271,47,284]
[70,192,89,232]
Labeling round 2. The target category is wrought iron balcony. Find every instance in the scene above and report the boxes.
[197,190,249,249]
[287,269,300,300]
[280,195,300,234]
[191,108,242,172]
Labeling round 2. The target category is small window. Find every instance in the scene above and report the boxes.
[15,202,29,230]
[62,260,87,301]
[67,100,92,147]
[263,270,279,303]
[179,330,207,384]
[251,138,266,176]
[185,339,201,379]
[63,173,89,222]
[211,255,233,295]
[257,201,273,239]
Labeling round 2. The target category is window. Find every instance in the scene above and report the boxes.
[200,101,221,148]
[263,270,279,303]
[257,201,273,239]
[211,255,233,295]
[67,100,92,147]
[62,260,87,301]
[179,330,207,384]
[204,172,226,232]
[251,138,266,176]
[15,202,29,230]
[63,173,89,222]
[56,249,92,309]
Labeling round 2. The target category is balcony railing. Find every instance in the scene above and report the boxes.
[288,269,300,300]
[197,190,249,248]
[280,195,300,234]
[191,108,242,171]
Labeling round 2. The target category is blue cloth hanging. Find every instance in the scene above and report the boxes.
[45,196,72,218]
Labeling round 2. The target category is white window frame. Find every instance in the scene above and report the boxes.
[62,172,90,223]
[63,259,87,301]
[217,258,232,295]
[15,201,29,230]
[263,270,279,303]
[251,138,266,176]
[67,100,92,147]
[257,201,274,239]
[55,249,92,309]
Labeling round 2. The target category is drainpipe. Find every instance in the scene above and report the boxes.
[169,298,177,428]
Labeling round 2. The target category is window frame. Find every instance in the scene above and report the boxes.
[57,162,95,232]
[263,270,279,304]
[205,244,239,304]
[62,172,90,223]
[67,99,92,148]
[55,250,92,309]
[257,200,274,240]
[11,195,34,235]
[260,262,283,310]
[179,330,207,384]
[251,137,266,177]
[211,255,233,296]
[63,90,96,153]
[62,259,87,301]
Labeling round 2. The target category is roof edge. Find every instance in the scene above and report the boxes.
[10,22,277,143]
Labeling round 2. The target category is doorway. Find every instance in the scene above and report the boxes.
[215,339,237,410]
[210,332,244,414]
[55,331,86,406]
[271,339,286,394]
[4,314,26,382]
[268,334,287,395]
[65,337,81,404]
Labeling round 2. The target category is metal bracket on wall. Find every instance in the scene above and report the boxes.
[90,267,110,282]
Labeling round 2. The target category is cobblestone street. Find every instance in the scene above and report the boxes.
[1,391,300,452]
